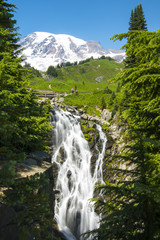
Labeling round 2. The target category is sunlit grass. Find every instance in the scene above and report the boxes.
[29,58,124,116]
[29,58,123,93]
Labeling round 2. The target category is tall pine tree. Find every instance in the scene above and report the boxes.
[0,0,51,157]
[129,4,147,31]
[0,1,54,239]
[0,0,20,56]
[0,0,51,189]
[125,4,147,68]
[0,0,16,29]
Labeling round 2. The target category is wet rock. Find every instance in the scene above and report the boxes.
[88,132,99,150]
[56,146,66,164]
[54,189,60,195]
[52,227,67,240]
[67,170,72,178]
[52,162,59,183]
[106,135,114,149]
[90,148,99,174]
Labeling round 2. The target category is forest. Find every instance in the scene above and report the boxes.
[0,1,160,240]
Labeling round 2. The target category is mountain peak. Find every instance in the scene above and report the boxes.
[18,32,125,71]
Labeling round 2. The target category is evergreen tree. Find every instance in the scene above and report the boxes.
[0,0,20,56]
[46,65,58,77]
[129,9,136,30]
[92,30,160,239]
[129,4,147,31]
[0,1,53,239]
[0,0,16,29]
[0,2,51,160]
[136,4,147,30]
[125,4,148,68]
[101,97,106,110]
[0,31,51,154]
[23,63,41,77]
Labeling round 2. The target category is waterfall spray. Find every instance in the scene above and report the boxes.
[51,109,107,240]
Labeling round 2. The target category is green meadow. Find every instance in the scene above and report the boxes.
[29,58,123,93]
[28,57,124,115]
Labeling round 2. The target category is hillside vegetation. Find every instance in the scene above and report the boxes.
[28,58,123,93]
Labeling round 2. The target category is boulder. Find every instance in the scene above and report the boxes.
[109,123,120,140]
[89,116,100,123]
[81,114,88,120]
[99,119,110,126]
[24,158,37,166]
[27,151,51,165]
[88,121,96,129]
[58,97,64,103]
[78,108,84,114]
[102,109,112,122]
[67,107,77,114]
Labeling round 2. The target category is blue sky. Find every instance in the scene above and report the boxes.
[12,0,160,50]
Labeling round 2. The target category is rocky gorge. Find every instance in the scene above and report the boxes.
[0,93,126,240]
[49,94,127,239]
[50,93,126,158]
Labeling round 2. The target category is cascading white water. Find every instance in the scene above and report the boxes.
[51,109,107,240]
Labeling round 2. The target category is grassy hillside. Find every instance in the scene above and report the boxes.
[27,58,124,116]
[55,58,123,83]
[29,58,123,93]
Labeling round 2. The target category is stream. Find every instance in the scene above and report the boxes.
[51,109,107,240]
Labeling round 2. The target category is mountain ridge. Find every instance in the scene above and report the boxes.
[18,32,125,71]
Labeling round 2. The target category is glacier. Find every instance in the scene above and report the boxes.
[18,32,125,71]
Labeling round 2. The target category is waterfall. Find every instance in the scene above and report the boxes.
[51,109,107,240]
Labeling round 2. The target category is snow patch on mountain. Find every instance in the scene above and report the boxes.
[18,32,125,71]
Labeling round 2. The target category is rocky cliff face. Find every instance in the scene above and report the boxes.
[50,95,127,179]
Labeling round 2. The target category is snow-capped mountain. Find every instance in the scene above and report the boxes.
[18,32,125,71]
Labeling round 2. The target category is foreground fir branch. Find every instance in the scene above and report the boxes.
[0,1,53,239]
[89,30,160,239]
